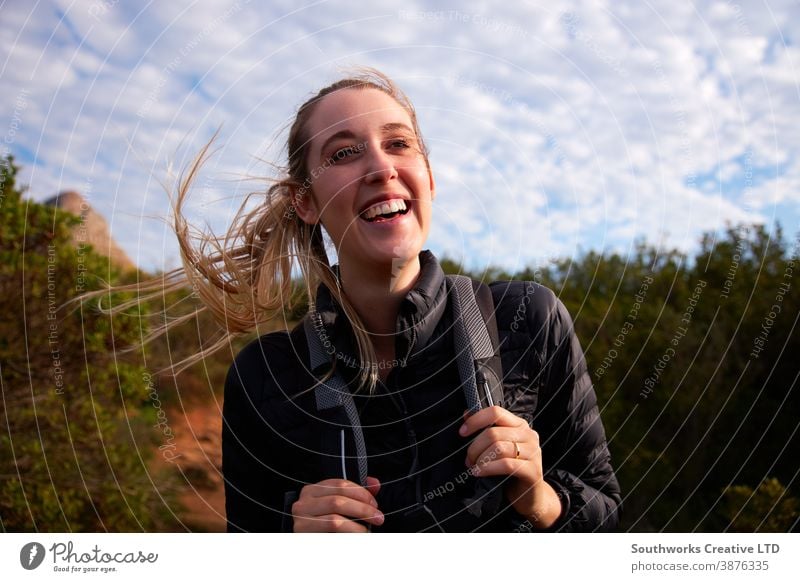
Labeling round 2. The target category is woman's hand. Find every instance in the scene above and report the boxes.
[460,406,562,529]
[292,476,384,532]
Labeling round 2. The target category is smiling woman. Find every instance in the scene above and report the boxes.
[292,88,437,356]
[93,67,620,533]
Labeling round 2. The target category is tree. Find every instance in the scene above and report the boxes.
[721,478,799,532]
[0,156,178,531]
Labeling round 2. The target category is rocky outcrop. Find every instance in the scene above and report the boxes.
[44,190,137,272]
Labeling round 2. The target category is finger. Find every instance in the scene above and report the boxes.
[469,440,544,480]
[295,514,370,533]
[471,458,532,484]
[304,479,378,507]
[464,426,515,466]
[294,495,384,525]
[459,406,526,437]
[316,496,384,525]
[469,457,530,479]
[466,437,521,468]
[464,424,534,466]
[365,476,381,498]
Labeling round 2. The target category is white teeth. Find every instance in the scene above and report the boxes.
[362,199,407,220]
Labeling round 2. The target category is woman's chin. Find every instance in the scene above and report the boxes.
[339,242,421,274]
[352,231,423,264]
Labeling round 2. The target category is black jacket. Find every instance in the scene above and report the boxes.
[222,251,621,532]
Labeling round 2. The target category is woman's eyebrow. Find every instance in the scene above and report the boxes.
[381,122,414,134]
[319,129,357,155]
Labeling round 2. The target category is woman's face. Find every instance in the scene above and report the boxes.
[296,88,435,271]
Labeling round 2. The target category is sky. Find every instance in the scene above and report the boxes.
[2,0,799,273]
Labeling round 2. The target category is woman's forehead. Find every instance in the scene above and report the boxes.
[307,88,413,143]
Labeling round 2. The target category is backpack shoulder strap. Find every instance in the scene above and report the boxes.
[446,274,507,519]
[302,312,369,488]
[471,278,504,404]
[446,275,505,412]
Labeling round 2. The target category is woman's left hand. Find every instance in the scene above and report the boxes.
[460,405,563,529]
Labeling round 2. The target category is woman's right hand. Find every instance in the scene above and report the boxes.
[292,476,384,532]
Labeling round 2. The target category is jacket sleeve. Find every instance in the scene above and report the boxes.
[534,296,622,531]
[222,335,298,532]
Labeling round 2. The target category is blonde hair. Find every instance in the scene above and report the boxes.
[86,68,429,392]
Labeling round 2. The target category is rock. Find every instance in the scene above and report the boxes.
[44,190,137,272]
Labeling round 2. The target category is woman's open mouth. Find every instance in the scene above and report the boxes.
[359,199,411,223]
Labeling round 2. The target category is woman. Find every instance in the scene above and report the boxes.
[218,69,621,532]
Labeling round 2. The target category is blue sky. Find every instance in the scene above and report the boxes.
[2,0,799,272]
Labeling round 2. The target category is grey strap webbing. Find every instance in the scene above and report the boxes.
[303,314,369,487]
[446,275,497,413]
[447,275,505,518]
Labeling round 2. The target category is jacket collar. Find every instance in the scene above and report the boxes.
[312,250,449,369]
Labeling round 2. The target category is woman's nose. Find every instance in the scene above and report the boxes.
[363,145,398,184]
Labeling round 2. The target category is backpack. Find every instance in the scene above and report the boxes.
[300,274,505,528]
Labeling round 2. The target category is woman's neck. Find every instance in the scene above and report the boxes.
[338,254,421,352]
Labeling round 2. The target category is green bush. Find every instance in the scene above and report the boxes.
[722,478,799,532]
[0,156,179,531]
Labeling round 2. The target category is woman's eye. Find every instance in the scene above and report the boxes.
[388,139,410,150]
[329,146,360,163]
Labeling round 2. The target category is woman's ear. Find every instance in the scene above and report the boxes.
[290,186,320,224]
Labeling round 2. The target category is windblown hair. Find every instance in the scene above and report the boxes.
[83,68,429,392]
